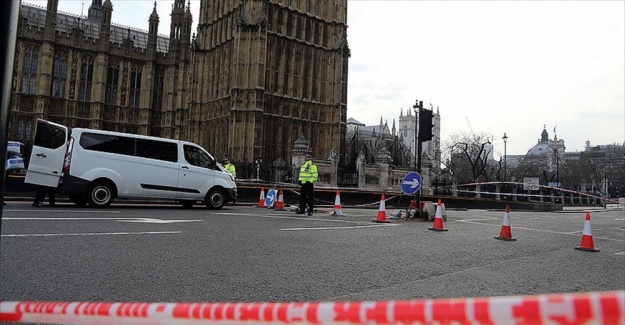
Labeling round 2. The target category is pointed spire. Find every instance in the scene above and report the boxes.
[150,1,159,22]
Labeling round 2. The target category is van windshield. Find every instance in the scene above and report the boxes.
[183,144,214,168]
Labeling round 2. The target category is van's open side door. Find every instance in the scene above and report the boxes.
[24,119,68,187]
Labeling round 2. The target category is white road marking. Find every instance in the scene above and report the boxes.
[4,209,119,213]
[214,212,373,224]
[1,231,181,238]
[3,217,200,223]
[118,218,202,224]
[458,219,625,241]
[282,224,398,231]
[3,217,126,220]
[615,251,625,255]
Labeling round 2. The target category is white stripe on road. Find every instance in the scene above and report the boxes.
[458,219,625,241]
[3,217,126,220]
[1,231,181,238]
[282,224,398,231]
[4,209,120,213]
[214,212,374,224]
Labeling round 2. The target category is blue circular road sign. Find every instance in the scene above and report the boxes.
[401,172,422,194]
[265,189,277,207]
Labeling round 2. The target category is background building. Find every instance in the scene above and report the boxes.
[10,0,192,146]
[9,0,348,170]
[183,1,349,166]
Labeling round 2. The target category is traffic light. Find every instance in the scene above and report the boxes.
[419,108,434,142]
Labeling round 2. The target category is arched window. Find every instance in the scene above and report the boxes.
[51,52,68,97]
[79,56,94,101]
[21,45,39,94]
[17,120,25,139]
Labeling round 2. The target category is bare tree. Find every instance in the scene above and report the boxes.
[442,131,495,184]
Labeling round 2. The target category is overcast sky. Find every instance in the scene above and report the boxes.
[27,0,625,156]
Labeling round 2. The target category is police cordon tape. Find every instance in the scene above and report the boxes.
[1,291,623,325]
[284,189,399,208]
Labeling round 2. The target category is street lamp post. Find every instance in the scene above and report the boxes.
[554,149,559,186]
[502,133,508,182]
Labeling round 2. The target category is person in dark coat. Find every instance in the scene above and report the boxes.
[32,185,56,207]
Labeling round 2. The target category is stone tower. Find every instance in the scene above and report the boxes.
[189,0,349,165]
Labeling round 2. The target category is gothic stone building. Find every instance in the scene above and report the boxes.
[10,0,193,143]
[8,0,348,168]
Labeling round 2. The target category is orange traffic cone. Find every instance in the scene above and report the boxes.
[575,212,600,252]
[373,194,390,223]
[428,199,448,231]
[274,189,286,211]
[495,205,517,241]
[331,190,346,216]
[256,187,265,208]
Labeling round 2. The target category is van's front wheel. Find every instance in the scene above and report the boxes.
[205,189,225,209]
[87,181,115,208]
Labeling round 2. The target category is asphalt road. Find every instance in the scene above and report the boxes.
[1,201,623,305]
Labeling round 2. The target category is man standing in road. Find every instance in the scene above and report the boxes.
[297,153,318,216]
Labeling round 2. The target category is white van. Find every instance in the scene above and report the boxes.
[25,119,237,209]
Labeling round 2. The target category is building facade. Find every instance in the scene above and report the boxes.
[9,0,193,146]
[189,0,349,165]
[8,0,349,168]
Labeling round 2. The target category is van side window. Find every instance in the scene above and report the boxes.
[80,133,134,155]
[80,132,178,163]
[34,121,66,149]
[136,139,177,162]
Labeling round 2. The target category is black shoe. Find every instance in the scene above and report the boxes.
[32,202,41,207]
[307,212,313,216]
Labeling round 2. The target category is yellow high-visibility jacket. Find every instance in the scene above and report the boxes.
[298,160,318,183]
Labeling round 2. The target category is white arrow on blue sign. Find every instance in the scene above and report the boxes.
[401,172,422,194]
[265,189,277,207]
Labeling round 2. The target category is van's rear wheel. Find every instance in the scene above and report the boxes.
[205,189,225,209]
[87,181,114,208]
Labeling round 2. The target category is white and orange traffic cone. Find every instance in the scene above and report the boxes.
[373,194,390,223]
[256,187,265,208]
[575,212,600,252]
[495,205,517,241]
[428,199,448,231]
[274,189,286,211]
[331,190,346,216]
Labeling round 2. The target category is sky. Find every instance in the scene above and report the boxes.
[25,0,625,157]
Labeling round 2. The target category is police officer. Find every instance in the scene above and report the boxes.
[297,152,318,216]
[223,158,236,179]
[223,157,237,204]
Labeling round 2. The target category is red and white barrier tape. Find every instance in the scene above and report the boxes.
[1,291,623,325]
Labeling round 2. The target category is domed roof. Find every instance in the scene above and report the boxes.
[526,142,549,156]
[526,126,550,156]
